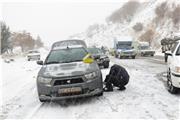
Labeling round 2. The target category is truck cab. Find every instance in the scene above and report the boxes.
[114,36,137,59]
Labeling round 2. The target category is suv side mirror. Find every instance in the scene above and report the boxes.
[37,60,43,65]
[165,51,172,56]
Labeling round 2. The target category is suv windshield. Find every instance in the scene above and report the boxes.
[45,47,87,64]
[140,46,149,50]
[117,42,132,49]
[88,48,103,54]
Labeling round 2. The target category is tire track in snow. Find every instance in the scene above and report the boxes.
[25,102,45,119]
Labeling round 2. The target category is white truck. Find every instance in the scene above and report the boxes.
[138,42,155,56]
[114,36,138,59]
[166,40,180,94]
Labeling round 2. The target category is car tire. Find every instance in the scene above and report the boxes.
[141,53,144,56]
[28,59,30,61]
[96,92,103,96]
[39,98,50,102]
[151,54,154,57]
[167,70,178,94]
[132,56,136,59]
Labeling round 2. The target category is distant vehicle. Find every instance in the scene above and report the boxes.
[27,50,40,61]
[36,45,103,102]
[114,36,138,59]
[138,42,155,56]
[166,40,180,94]
[51,39,87,49]
[87,47,110,68]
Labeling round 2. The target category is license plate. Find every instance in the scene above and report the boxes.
[58,87,82,94]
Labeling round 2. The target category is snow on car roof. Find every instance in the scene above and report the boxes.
[52,45,84,50]
[116,36,133,42]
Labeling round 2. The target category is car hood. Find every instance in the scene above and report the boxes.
[39,61,97,77]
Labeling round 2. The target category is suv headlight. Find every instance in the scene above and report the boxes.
[37,76,52,84]
[175,67,180,73]
[85,72,97,79]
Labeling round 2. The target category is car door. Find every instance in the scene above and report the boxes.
[168,42,179,72]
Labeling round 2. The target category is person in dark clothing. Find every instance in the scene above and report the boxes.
[103,64,129,92]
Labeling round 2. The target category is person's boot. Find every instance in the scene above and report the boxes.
[103,83,113,92]
[118,86,126,91]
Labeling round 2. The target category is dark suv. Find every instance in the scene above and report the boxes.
[87,47,110,68]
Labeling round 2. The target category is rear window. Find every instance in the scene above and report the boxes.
[28,51,39,53]
[45,47,88,64]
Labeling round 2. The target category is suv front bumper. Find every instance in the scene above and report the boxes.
[37,77,103,101]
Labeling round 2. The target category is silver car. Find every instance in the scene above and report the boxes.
[27,50,40,61]
[36,45,103,102]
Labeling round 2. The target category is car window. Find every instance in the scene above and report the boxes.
[45,48,88,64]
[140,46,149,50]
[88,48,103,54]
[28,51,39,53]
[175,44,180,55]
[171,42,179,53]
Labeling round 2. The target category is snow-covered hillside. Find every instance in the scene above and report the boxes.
[70,0,180,49]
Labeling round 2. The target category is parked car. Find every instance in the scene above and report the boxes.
[138,42,155,56]
[36,45,103,102]
[87,47,110,68]
[27,50,40,61]
[166,40,180,94]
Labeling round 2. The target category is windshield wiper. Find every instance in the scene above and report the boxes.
[63,60,82,63]
[45,61,60,64]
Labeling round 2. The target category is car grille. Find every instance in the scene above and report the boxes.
[53,78,84,86]
[123,51,133,54]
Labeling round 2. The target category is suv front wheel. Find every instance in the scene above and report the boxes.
[167,70,178,94]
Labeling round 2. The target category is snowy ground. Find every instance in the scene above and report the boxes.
[0,55,180,119]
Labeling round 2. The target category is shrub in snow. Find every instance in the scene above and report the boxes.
[4,59,10,63]
[133,22,143,32]
[139,29,155,45]
[155,2,168,19]
[171,5,180,26]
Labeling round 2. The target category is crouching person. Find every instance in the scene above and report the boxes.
[103,64,129,92]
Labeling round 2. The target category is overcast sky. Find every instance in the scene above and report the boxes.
[2,2,126,46]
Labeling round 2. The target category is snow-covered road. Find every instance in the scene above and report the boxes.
[0,56,180,119]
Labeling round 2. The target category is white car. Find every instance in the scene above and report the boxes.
[27,50,41,61]
[166,41,180,94]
